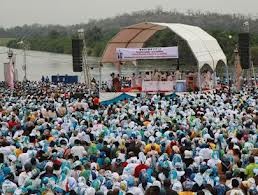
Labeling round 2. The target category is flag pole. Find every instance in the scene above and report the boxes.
[7,49,15,91]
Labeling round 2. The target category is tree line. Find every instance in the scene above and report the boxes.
[1,9,258,64]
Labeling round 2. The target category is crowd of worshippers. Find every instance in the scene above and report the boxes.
[0,81,257,194]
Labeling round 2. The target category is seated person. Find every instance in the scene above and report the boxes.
[144,72,152,81]
[152,70,160,81]
[167,72,173,81]
[160,72,167,81]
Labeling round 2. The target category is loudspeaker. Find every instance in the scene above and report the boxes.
[72,39,83,72]
[238,33,250,69]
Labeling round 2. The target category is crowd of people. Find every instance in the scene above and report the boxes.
[105,70,215,92]
[107,70,192,89]
[0,81,257,195]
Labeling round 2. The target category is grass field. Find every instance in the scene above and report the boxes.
[0,38,14,46]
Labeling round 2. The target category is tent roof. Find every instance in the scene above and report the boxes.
[101,22,227,70]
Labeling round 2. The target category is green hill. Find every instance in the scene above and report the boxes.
[2,9,258,64]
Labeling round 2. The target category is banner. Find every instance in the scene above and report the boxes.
[5,59,14,89]
[116,47,178,60]
[235,53,242,90]
[142,81,175,92]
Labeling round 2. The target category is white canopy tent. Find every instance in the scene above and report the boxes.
[101,22,228,89]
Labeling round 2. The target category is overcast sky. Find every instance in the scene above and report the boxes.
[0,0,258,27]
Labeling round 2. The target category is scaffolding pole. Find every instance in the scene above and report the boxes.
[198,66,202,92]
[251,61,257,89]
[78,29,91,89]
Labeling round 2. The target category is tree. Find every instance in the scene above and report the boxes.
[85,26,103,47]
[49,30,60,39]
[251,47,258,66]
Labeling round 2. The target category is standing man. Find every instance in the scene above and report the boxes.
[226,179,244,195]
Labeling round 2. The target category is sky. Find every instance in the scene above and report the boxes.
[0,0,258,27]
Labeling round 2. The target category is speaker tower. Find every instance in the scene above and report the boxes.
[238,33,250,69]
[72,39,83,72]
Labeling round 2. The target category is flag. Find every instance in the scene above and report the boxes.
[235,54,242,90]
[7,58,14,89]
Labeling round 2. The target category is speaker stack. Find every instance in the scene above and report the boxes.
[72,39,83,72]
[238,33,250,69]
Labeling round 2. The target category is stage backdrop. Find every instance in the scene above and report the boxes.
[116,47,178,60]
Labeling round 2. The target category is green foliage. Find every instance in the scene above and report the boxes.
[7,36,72,54]
[49,30,61,39]
[209,30,238,64]
[0,38,15,46]
[85,25,117,57]
[92,41,106,57]
[6,39,18,48]
[251,47,258,65]
[5,25,110,56]
[146,29,177,47]
[85,26,103,47]
[3,9,258,59]
[145,29,196,66]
